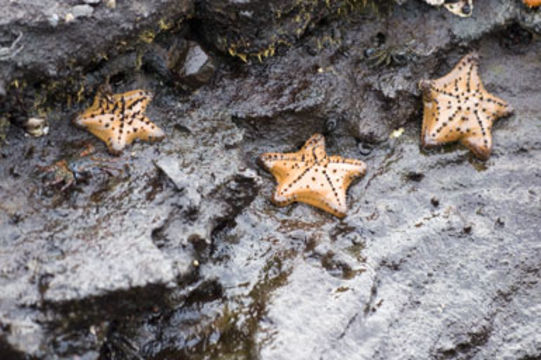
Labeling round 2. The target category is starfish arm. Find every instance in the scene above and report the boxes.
[89,90,109,113]
[460,132,492,160]
[306,135,328,162]
[77,97,106,120]
[423,53,480,100]
[421,96,465,147]
[524,0,541,8]
[301,133,325,153]
[421,101,436,147]
[88,95,102,113]
[432,53,479,90]
[295,191,347,218]
[118,90,153,113]
[272,165,318,204]
[272,163,352,218]
[421,80,448,146]
[468,62,481,95]
[73,113,116,143]
[273,174,348,218]
[420,80,462,105]
[259,152,311,165]
[127,115,166,144]
[481,94,513,118]
[120,89,152,101]
[259,151,313,184]
[327,156,366,175]
[107,124,128,154]
[327,157,366,193]
[259,133,325,178]
[272,184,348,218]
[456,108,494,159]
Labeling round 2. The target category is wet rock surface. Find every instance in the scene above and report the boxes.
[1,0,541,359]
[165,40,216,89]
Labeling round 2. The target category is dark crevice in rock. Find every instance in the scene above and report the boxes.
[435,325,492,359]
[210,175,260,253]
[0,337,27,360]
[363,279,380,315]
[44,284,172,329]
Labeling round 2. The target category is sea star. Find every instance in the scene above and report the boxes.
[523,0,541,7]
[259,133,367,218]
[74,88,165,155]
[419,52,513,160]
[424,0,473,17]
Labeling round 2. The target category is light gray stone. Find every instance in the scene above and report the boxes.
[72,4,94,18]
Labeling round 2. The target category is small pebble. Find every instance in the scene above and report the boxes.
[358,142,373,156]
[64,13,75,23]
[430,196,439,207]
[406,171,424,182]
[24,117,49,137]
[83,0,101,4]
[325,117,338,132]
[72,5,94,18]
[48,13,59,27]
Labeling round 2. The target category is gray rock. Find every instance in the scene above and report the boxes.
[0,0,194,116]
[519,6,541,34]
[196,0,343,56]
[1,0,541,359]
[48,13,59,27]
[140,35,541,360]
[166,40,216,88]
[72,4,94,18]
[184,45,208,76]
[83,0,101,4]
[182,43,215,85]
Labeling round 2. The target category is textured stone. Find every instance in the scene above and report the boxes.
[72,4,94,18]
[1,1,540,359]
[167,41,216,88]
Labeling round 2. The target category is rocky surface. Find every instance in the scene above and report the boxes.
[1,0,540,359]
[0,0,193,131]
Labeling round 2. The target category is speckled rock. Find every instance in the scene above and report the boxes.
[0,0,194,126]
[71,4,94,18]
[195,0,350,59]
[1,0,541,359]
[164,40,216,88]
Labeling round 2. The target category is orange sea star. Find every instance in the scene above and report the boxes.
[419,52,513,160]
[259,134,367,218]
[74,88,165,155]
[523,0,541,7]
